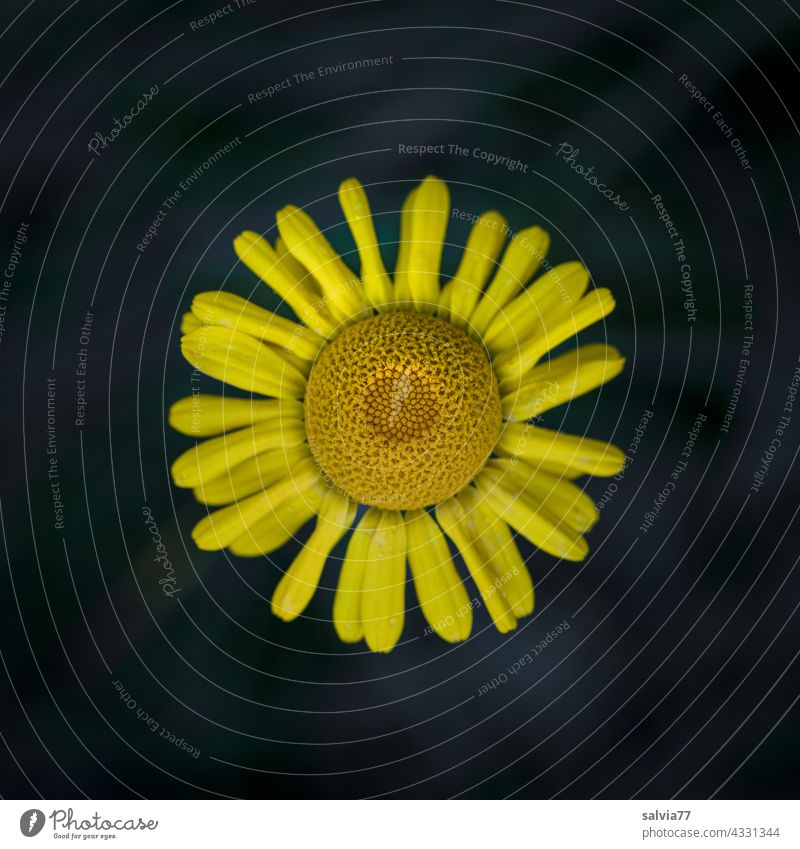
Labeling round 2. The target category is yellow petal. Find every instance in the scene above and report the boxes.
[275,236,312,281]
[446,210,508,330]
[233,230,335,336]
[192,444,310,505]
[237,230,321,292]
[524,459,585,479]
[169,395,303,436]
[339,178,393,310]
[191,291,323,361]
[333,507,382,643]
[229,476,327,557]
[180,311,202,334]
[435,496,517,633]
[361,510,408,653]
[457,488,534,618]
[501,344,625,420]
[406,509,472,643]
[468,226,550,336]
[485,457,599,534]
[191,457,320,550]
[181,326,308,398]
[406,176,450,312]
[482,261,589,354]
[171,418,306,488]
[276,205,366,323]
[496,424,626,477]
[496,288,616,384]
[473,466,588,562]
[271,487,357,622]
[392,187,417,306]
[436,278,453,320]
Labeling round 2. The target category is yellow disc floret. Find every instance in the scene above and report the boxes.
[305,312,502,510]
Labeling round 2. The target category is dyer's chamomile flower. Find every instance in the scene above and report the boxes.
[170,176,625,652]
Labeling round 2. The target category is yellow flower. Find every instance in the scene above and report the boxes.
[170,176,625,652]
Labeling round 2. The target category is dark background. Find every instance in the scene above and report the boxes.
[1,0,799,799]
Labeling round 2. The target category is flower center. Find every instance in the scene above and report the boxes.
[305,312,502,510]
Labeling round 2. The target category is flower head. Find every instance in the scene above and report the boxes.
[170,176,625,652]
